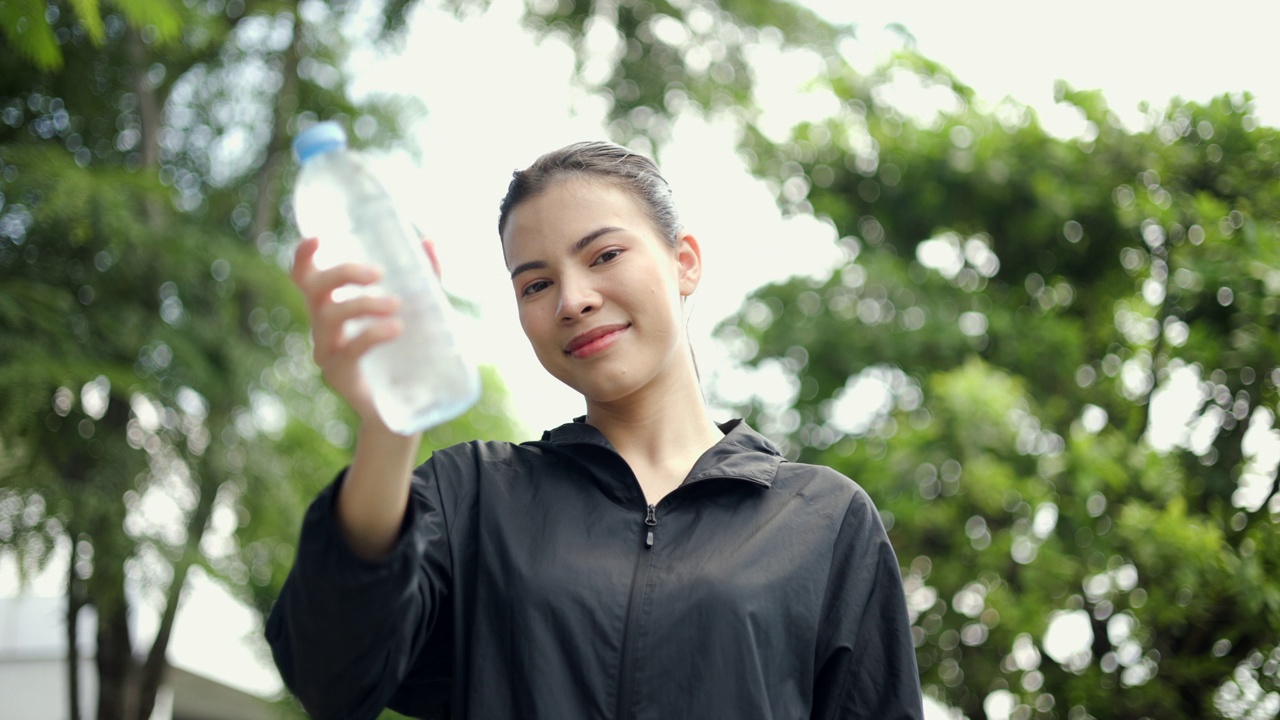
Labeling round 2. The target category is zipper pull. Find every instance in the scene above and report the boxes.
[644,504,657,548]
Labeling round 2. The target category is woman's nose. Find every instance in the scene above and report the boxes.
[557,276,601,321]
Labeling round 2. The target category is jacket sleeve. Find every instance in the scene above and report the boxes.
[812,487,924,720]
[265,457,455,720]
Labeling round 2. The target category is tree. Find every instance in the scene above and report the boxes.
[522,0,847,153]
[720,52,1280,719]
[0,1,520,718]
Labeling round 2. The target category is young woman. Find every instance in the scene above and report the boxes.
[266,142,924,719]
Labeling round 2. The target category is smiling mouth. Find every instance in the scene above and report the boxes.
[564,324,630,358]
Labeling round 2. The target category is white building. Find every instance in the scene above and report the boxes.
[0,594,280,720]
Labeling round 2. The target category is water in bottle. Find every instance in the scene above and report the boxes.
[291,121,480,434]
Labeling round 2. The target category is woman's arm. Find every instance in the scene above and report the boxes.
[288,234,443,558]
[812,489,924,720]
[266,458,456,719]
[339,421,422,558]
[266,237,455,717]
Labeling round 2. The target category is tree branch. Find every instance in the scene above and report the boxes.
[127,26,161,169]
[127,24,165,233]
[1137,241,1170,441]
[248,10,303,244]
[133,454,220,720]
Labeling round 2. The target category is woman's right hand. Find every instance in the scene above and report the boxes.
[290,237,442,430]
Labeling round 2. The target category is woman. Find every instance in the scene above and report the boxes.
[266,142,924,719]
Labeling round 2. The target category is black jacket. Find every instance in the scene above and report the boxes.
[266,418,923,719]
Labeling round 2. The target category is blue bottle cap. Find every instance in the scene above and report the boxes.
[292,121,348,164]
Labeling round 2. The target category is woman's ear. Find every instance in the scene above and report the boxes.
[675,230,703,297]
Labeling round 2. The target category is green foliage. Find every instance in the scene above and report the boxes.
[721,51,1280,719]
[0,0,183,70]
[0,0,65,69]
[0,0,513,716]
[521,0,847,150]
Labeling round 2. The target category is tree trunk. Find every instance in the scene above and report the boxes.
[66,544,83,720]
[90,484,139,720]
[94,580,136,720]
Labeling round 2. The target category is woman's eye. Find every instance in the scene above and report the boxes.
[593,249,623,265]
[522,280,550,297]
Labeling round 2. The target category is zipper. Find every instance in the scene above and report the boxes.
[615,503,657,720]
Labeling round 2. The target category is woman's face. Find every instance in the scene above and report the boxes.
[501,177,702,403]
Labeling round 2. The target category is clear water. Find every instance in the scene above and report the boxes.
[294,151,480,434]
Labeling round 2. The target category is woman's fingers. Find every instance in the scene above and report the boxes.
[316,318,402,369]
[290,237,402,422]
[321,294,400,326]
[421,237,442,278]
[290,237,320,284]
[291,238,383,305]
[295,238,439,297]
[299,263,382,308]
[312,296,399,355]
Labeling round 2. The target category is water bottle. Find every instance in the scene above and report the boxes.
[291,121,480,434]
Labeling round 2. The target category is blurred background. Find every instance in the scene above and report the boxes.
[1,0,1278,719]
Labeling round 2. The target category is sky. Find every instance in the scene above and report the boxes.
[818,0,1280,132]
[2,0,1278,709]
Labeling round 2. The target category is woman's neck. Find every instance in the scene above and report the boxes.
[583,353,723,482]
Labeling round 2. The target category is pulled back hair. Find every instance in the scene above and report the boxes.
[497,141,681,247]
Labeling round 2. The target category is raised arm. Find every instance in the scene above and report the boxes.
[266,237,454,718]
[290,235,442,559]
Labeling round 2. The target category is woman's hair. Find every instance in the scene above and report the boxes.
[497,141,681,247]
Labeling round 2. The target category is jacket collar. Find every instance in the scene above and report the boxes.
[537,417,784,489]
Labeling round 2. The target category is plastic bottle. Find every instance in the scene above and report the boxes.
[291,121,479,434]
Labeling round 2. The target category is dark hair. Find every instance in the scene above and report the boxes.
[498,141,681,247]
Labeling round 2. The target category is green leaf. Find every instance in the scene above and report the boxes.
[0,0,63,69]
[110,0,183,44]
[68,0,105,44]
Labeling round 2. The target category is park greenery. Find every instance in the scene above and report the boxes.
[726,80,1280,720]
[0,0,519,717]
[2,0,1278,719]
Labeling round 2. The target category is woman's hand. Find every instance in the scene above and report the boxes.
[290,236,441,430]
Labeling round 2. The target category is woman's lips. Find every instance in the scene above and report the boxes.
[564,323,630,358]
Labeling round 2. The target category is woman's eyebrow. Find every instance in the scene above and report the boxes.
[509,226,624,279]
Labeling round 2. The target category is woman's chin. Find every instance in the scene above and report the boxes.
[564,374,645,406]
